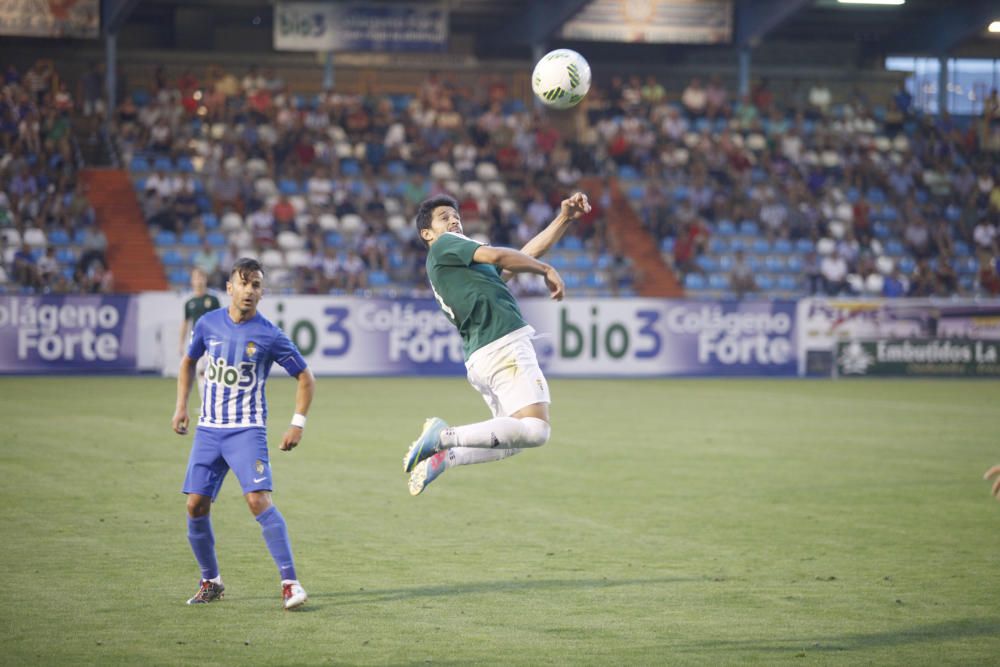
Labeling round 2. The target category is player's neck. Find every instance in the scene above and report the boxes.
[227,305,256,324]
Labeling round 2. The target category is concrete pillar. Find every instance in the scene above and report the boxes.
[105,32,117,113]
[738,47,751,99]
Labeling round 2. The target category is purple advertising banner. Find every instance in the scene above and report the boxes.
[0,295,138,373]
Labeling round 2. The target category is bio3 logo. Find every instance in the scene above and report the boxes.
[559,306,661,359]
[205,356,256,388]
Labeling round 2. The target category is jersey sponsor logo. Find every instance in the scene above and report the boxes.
[205,356,257,388]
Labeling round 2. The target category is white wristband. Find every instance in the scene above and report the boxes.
[291,413,307,429]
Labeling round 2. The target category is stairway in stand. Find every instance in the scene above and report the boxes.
[79,168,167,292]
[579,177,682,297]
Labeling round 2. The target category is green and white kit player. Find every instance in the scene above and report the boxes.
[403,192,591,495]
[179,267,221,402]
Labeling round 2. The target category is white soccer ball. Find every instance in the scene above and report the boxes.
[531,49,591,110]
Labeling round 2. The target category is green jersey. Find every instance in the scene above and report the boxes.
[426,232,528,360]
[184,293,221,325]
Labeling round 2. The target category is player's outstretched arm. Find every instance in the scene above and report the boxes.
[502,192,590,283]
[281,368,316,452]
[172,355,197,435]
[474,245,565,300]
[984,465,1000,500]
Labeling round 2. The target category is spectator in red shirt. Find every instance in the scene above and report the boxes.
[272,196,296,232]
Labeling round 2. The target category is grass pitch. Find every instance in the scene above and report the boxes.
[1,376,998,666]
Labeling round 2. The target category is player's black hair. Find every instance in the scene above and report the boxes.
[230,257,265,283]
[414,195,459,247]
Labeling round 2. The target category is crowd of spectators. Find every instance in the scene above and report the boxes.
[113,61,999,298]
[0,60,113,294]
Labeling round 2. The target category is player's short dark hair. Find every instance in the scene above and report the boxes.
[414,195,458,246]
[230,257,264,283]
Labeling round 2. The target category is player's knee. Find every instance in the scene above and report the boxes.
[186,494,211,518]
[520,417,550,448]
[245,491,272,516]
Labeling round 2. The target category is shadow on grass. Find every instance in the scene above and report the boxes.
[672,618,1000,654]
[316,576,701,605]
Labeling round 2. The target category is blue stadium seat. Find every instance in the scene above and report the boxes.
[885,240,904,257]
[756,274,775,291]
[48,229,69,245]
[899,257,915,274]
[660,237,674,253]
[161,249,184,267]
[340,159,361,177]
[169,268,189,285]
[683,273,707,290]
[202,213,219,229]
[618,164,639,181]
[764,256,785,272]
[595,254,611,270]
[795,239,814,254]
[177,156,195,172]
[573,254,592,270]
[547,254,570,270]
[708,273,729,290]
[696,255,719,272]
[389,251,406,269]
[560,236,584,251]
[130,156,150,172]
[585,272,608,288]
[56,248,76,264]
[155,230,178,246]
[368,270,390,287]
[73,228,88,244]
[716,220,736,236]
[709,237,728,254]
[954,240,971,257]
[752,238,770,254]
[777,275,799,291]
[132,90,151,107]
[278,179,299,195]
[181,230,201,246]
[729,238,745,252]
[325,232,342,247]
[134,177,146,192]
[154,157,173,172]
[563,272,583,289]
[786,256,803,273]
[773,238,793,255]
[957,257,977,275]
[627,184,644,200]
[739,220,759,236]
[673,186,689,202]
[718,254,734,272]
[386,160,408,177]
[206,231,226,247]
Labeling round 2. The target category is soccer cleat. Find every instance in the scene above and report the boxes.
[282,581,308,610]
[408,451,449,496]
[402,417,448,473]
[187,579,225,604]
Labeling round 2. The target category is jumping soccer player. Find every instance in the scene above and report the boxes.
[179,267,221,403]
[172,258,315,609]
[403,192,590,495]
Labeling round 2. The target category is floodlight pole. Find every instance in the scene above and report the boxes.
[105,32,117,114]
[324,51,335,91]
[937,53,948,116]
[738,47,751,98]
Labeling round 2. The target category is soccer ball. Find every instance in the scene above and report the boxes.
[531,49,591,110]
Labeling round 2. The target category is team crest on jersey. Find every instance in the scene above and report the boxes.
[245,341,257,358]
[203,297,213,308]
[255,460,265,474]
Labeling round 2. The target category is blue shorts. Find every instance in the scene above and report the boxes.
[182,426,272,499]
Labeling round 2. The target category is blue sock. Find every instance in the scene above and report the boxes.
[256,506,297,581]
[187,515,219,580]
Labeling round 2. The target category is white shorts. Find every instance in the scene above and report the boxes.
[466,328,550,418]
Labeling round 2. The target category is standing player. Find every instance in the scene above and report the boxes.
[179,267,221,403]
[402,192,590,495]
[171,258,316,609]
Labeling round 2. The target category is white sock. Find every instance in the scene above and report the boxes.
[208,575,222,585]
[447,447,522,467]
[440,417,550,450]
[281,579,299,586]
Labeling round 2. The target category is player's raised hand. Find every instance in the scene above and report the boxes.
[280,426,303,452]
[172,408,189,435]
[544,266,565,301]
[561,192,591,220]
[984,465,1000,500]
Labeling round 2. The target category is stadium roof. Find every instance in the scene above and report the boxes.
[110,0,1000,58]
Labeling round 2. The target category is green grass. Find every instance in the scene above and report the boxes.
[1,377,999,665]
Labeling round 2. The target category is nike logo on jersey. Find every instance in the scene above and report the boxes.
[253,476,267,483]
[207,340,222,347]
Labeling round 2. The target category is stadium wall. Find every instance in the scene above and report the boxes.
[3,295,999,378]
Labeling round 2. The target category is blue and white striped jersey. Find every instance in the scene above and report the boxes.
[187,309,307,429]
